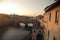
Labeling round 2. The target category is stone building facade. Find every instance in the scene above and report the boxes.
[43,0,60,40]
[32,19,44,40]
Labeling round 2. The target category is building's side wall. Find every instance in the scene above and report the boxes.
[43,6,60,40]
[43,13,49,40]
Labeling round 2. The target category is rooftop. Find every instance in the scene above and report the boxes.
[44,0,60,12]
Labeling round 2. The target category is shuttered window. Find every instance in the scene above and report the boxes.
[55,11,59,24]
[49,13,51,21]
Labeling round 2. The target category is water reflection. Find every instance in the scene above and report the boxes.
[2,28,30,40]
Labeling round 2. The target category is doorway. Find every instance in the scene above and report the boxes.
[36,33,44,40]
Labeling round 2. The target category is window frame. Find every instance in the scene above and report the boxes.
[55,11,59,24]
[49,12,51,21]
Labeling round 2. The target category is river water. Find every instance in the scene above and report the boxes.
[2,27,30,40]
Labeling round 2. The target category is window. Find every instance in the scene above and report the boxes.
[33,39,35,40]
[55,11,59,24]
[48,30,50,39]
[39,31,41,32]
[34,30,36,32]
[53,36,56,40]
[49,13,51,21]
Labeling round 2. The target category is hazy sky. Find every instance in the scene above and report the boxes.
[0,0,55,16]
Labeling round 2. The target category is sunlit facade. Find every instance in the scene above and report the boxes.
[43,0,60,40]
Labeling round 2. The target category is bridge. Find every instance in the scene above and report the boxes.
[17,19,45,40]
[0,18,45,40]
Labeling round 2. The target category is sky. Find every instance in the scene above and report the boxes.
[0,0,55,16]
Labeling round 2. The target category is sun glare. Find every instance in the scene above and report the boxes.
[0,1,31,15]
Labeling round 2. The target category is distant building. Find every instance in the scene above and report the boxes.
[43,0,60,40]
[32,19,44,40]
[36,15,44,26]
[36,15,43,20]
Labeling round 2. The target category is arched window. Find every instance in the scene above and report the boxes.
[36,33,44,40]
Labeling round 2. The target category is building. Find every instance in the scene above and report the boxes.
[43,0,60,40]
[32,19,44,40]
